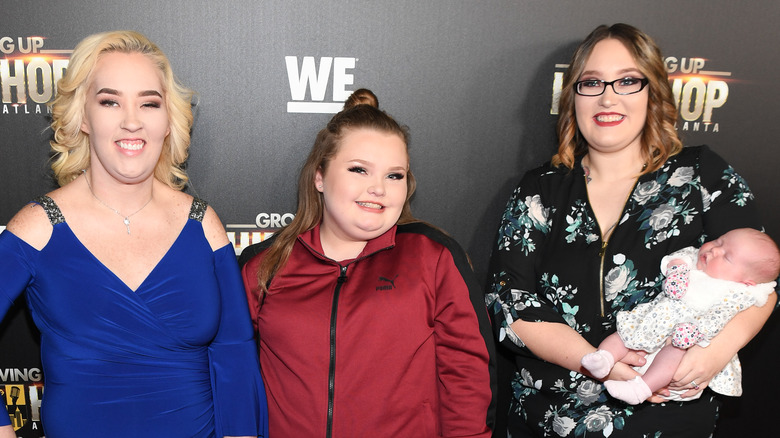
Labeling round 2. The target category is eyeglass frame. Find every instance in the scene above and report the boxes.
[573,77,649,96]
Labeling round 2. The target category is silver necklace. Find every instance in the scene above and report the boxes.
[84,174,153,234]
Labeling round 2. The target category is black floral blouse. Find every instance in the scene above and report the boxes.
[486,146,761,437]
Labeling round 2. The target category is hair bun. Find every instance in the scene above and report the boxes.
[343,88,378,110]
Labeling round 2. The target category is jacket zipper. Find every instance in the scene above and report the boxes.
[326,265,348,438]
[598,241,608,317]
[296,236,394,436]
[588,177,640,318]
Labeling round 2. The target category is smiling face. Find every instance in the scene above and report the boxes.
[315,128,408,251]
[697,229,766,284]
[574,38,648,157]
[81,51,170,184]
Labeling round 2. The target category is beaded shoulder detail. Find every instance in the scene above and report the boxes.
[189,198,208,222]
[33,195,65,225]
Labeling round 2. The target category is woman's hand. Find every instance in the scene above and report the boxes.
[612,349,676,404]
[616,350,647,368]
[646,391,672,403]
[668,293,777,399]
[604,361,641,382]
[666,344,720,398]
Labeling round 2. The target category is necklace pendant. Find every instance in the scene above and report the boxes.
[83,174,152,235]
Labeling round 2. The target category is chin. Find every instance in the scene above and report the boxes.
[355,225,392,240]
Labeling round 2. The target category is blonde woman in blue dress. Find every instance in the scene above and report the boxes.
[0,31,267,437]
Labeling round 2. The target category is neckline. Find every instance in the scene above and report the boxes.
[298,223,397,264]
[33,195,206,293]
[59,219,195,293]
[578,159,644,242]
[579,154,647,183]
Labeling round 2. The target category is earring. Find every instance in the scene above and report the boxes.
[317,184,323,190]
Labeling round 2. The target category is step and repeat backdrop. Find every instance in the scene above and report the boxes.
[1,1,778,436]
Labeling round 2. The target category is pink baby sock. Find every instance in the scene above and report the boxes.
[581,350,615,379]
[604,376,653,405]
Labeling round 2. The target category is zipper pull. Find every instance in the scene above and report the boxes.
[337,265,348,284]
[598,241,608,258]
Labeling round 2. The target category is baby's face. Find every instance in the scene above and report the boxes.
[697,229,757,284]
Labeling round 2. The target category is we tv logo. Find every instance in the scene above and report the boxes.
[285,56,356,113]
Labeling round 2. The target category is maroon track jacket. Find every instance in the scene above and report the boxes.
[240,222,496,437]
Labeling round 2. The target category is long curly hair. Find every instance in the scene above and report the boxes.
[254,88,417,294]
[552,23,682,173]
[49,30,193,189]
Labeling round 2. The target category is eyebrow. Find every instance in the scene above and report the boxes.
[96,88,163,98]
[580,68,643,78]
[348,159,408,171]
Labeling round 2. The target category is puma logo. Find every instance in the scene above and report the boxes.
[376,275,398,291]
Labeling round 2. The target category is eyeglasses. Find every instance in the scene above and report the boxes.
[574,77,649,96]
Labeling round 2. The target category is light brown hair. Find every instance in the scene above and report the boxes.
[552,23,682,173]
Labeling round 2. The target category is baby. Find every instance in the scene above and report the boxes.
[582,228,780,404]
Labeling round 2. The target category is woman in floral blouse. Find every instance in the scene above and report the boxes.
[486,23,775,437]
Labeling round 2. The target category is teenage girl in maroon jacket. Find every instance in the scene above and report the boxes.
[240,89,496,438]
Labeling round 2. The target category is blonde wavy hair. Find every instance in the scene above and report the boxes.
[552,23,682,173]
[254,88,417,294]
[49,30,193,189]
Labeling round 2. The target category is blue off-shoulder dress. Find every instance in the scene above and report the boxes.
[0,196,268,437]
